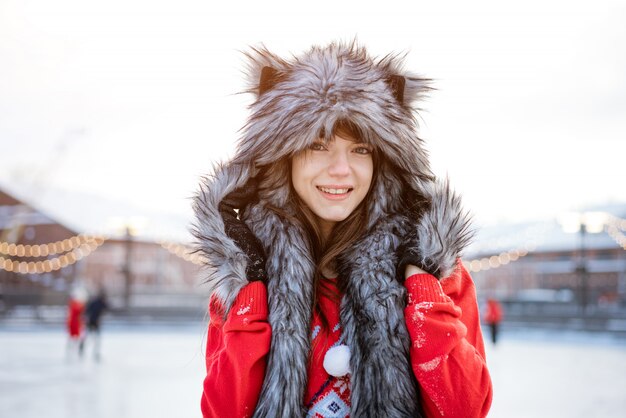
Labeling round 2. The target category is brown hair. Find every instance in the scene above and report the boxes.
[290,119,380,330]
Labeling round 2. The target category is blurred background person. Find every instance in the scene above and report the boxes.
[484,298,504,345]
[80,287,109,361]
[66,285,88,359]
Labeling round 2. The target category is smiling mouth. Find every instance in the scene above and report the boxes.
[316,186,353,195]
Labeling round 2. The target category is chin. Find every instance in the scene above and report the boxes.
[318,208,354,223]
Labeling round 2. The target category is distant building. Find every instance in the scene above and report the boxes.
[467,215,626,311]
[1,188,81,306]
[0,187,204,311]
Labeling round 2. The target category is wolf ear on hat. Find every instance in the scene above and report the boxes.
[259,66,280,95]
[387,74,406,105]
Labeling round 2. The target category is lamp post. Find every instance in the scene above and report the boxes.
[575,222,589,315]
[122,226,132,311]
[559,212,608,316]
[107,217,146,311]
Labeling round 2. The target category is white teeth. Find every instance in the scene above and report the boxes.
[319,187,350,194]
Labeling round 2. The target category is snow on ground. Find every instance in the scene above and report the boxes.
[0,324,208,418]
[486,329,626,418]
[1,325,625,417]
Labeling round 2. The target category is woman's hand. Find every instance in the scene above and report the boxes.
[219,181,267,283]
[396,226,440,280]
[404,264,428,279]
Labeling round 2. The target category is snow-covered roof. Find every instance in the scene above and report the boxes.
[467,204,626,257]
[0,181,192,243]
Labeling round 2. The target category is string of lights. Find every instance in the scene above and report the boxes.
[159,241,206,266]
[0,237,106,274]
[0,234,104,257]
[464,246,533,273]
[462,223,548,273]
[464,213,626,273]
[607,215,626,232]
[606,219,626,250]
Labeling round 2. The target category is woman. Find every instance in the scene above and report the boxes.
[194,41,492,417]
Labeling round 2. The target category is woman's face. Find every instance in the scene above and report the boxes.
[291,133,374,235]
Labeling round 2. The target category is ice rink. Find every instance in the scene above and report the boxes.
[1,324,625,418]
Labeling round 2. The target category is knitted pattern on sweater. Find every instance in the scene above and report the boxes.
[305,281,350,417]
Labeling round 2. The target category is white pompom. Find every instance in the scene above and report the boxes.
[323,344,351,377]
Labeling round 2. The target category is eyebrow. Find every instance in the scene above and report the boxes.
[313,137,372,147]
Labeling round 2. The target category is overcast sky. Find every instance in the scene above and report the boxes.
[1,0,625,240]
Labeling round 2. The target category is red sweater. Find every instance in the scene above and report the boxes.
[201,264,493,417]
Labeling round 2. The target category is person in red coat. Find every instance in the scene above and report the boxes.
[484,298,504,345]
[194,40,493,417]
[66,286,87,358]
[67,298,84,338]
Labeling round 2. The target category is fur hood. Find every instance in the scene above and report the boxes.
[192,40,472,417]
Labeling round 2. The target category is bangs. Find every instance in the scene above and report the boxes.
[318,119,367,144]
[290,118,381,166]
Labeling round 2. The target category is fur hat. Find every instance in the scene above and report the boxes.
[232,41,434,210]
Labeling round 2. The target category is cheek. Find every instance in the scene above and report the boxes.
[357,159,374,190]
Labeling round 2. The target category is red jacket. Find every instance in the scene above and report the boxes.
[67,299,84,338]
[201,265,492,417]
[484,299,503,324]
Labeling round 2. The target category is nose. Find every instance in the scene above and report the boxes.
[327,150,350,177]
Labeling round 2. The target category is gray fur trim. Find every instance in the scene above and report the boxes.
[244,203,315,418]
[338,215,421,417]
[413,178,474,279]
[190,161,257,311]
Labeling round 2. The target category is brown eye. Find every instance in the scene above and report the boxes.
[353,145,372,155]
[309,142,327,151]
